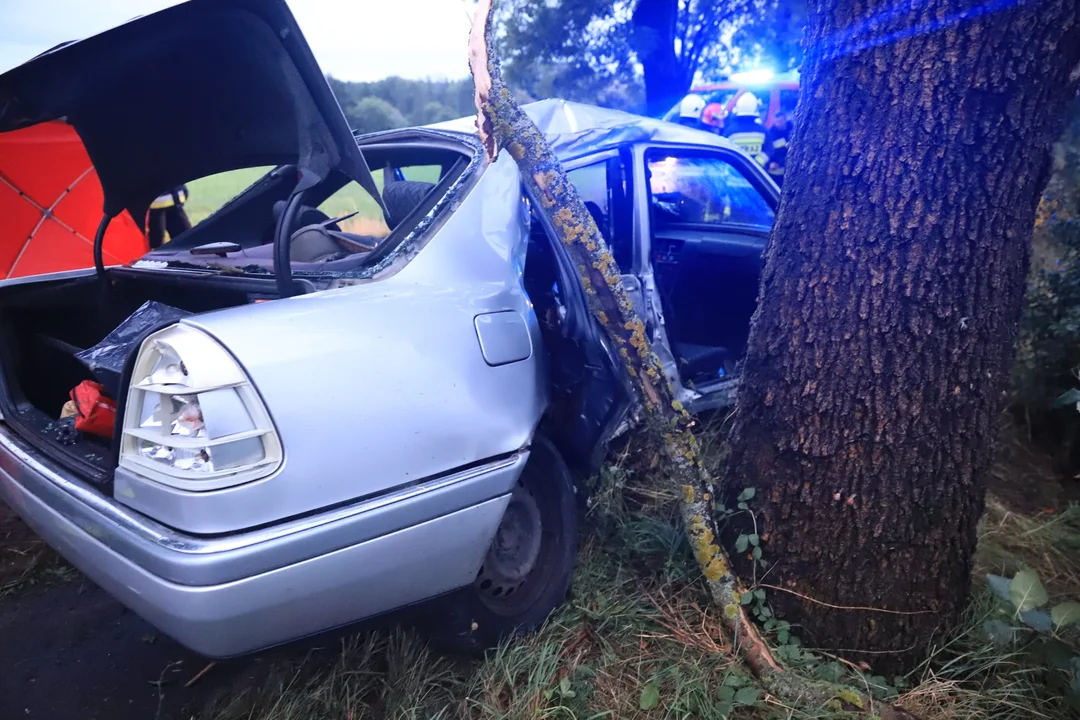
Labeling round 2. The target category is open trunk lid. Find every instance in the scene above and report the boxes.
[0,0,381,224]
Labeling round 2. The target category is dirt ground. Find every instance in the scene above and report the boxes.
[0,503,362,720]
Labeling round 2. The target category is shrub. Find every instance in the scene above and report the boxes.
[345,96,408,134]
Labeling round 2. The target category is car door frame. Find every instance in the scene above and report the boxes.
[631,141,780,412]
[558,146,695,421]
[520,157,634,475]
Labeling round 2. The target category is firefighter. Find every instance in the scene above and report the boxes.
[675,93,707,128]
[700,102,725,134]
[722,92,768,167]
[765,109,793,187]
[146,185,192,249]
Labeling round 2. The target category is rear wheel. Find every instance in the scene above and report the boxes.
[429,435,577,652]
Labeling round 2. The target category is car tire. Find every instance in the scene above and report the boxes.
[426,434,578,653]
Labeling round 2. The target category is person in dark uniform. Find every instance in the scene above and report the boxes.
[146,185,192,249]
[722,92,768,167]
[764,109,793,187]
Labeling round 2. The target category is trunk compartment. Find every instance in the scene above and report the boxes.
[0,271,252,482]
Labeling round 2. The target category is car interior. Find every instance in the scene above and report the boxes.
[646,150,774,389]
[151,143,471,275]
[567,147,774,392]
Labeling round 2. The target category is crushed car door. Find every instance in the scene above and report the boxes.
[564,149,652,321]
[520,150,641,473]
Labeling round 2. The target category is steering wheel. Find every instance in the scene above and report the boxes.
[271,200,341,237]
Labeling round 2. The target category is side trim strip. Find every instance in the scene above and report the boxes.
[0,424,525,584]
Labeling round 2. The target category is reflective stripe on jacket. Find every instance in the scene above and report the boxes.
[149,186,189,210]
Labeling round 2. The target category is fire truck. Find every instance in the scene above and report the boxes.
[662,69,800,130]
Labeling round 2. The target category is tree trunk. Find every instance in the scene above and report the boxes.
[631,0,688,116]
[723,0,1080,674]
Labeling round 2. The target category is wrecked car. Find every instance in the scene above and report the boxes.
[0,0,777,657]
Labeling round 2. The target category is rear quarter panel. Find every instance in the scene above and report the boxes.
[114,153,546,533]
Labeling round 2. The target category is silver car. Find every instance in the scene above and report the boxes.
[0,0,777,656]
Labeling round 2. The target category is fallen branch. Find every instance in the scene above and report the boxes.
[184,661,216,688]
[467,3,918,717]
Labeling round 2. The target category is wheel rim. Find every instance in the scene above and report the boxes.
[475,481,544,608]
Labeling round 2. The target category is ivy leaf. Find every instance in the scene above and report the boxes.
[753,588,766,601]
[738,487,756,502]
[737,502,748,511]
[740,591,755,605]
[986,574,1012,604]
[735,535,749,553]
[868,675,897,700]
[815,661,845,683]
[1020,609,1053,633]
[718,685,735,702]
[752,546,763,560]
[982,619,1017,646]
[1010,570,1049,612]
[639,681,660,710]
[778,629,790,645]
[716,700,734,718]
[1051,602,1080,630]
[748,533,760,547]
[734,687,760,705]
[722,673,749,688]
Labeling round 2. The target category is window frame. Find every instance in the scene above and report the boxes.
[563,149,638,274]
[637,144,779,243]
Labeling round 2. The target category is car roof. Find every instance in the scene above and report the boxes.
[430,99,742,162]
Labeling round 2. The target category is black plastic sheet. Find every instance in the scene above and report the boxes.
[75,301,191,395]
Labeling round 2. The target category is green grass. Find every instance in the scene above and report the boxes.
[185,167,273,225]
[183,164,443,234]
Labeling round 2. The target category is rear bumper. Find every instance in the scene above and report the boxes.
[0,424,521,656]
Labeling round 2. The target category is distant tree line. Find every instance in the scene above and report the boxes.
[327,76,477,135]
[326,0,805,129]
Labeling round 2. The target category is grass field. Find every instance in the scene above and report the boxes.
[184,164,442,236]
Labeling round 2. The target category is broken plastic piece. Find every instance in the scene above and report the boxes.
[75,301,191,395]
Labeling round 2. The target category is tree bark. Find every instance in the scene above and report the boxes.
[723,0,1080,674]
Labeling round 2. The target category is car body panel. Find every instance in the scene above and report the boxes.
[1,422,525,586]
[114,152,546,534]
[0,422,511,657]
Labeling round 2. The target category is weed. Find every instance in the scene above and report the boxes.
[0,541,79,598]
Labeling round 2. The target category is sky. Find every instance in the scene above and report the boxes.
[0,0,475,81]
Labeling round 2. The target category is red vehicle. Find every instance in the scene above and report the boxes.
[663,70,800,130]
